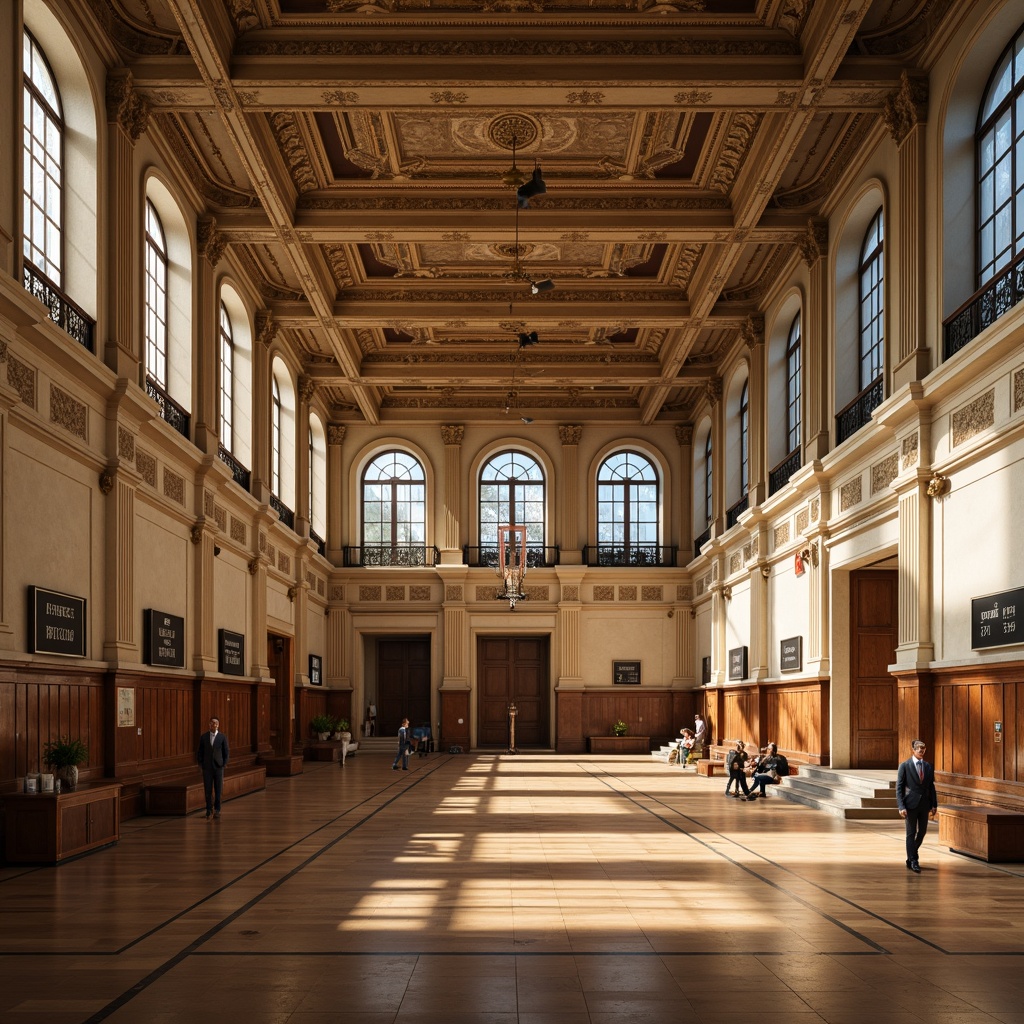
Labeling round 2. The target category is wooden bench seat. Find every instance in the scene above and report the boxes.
[304,739,359,763]
[696,759,725,777]
[144,764,266,816]
[260,754,304,776]
[939,804,1024,862]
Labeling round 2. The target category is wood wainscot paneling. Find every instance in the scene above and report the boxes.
[556,689,584,753]
[297,687,329,743]
[719,685,759,747]
[580,690,674,749]
[766,678,831,766]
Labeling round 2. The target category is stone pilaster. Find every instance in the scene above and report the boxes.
[804,527,830,676]
[672,582,694,687]
[440,424,464,557]
[250,310,277,505]
[290,572,311,684]
[0,3,19,277]
[102,474,138,663]
[742,315,766,506]
[675,425,693,559]
[438,568,469,688]
[558,425,583,562]
[800,218,830,461]
[326,586,351,688]
[748,523,769,682]
[0,359,17,648]
[326,424,345,561]
[294,375,315,538]
[190,516,218,673]
[555,569,586,687]
[707,378,724,536]
[192,217,226,456]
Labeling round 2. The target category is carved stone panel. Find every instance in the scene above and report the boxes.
[871,451,900,495]
[359,585,382,602]
[163,469,185,505]
[618,585,637,601]
[951,390,995,448]
[593,585,614,601]
[50,385,86,439]
[137,450,157,487]
[386,585,405,601]
[840,477,863,511]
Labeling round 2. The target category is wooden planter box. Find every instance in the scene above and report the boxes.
[587,736,651,754]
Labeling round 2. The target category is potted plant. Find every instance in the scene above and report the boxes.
[333,718,351,741]
[612,719,628,737]
[310,713,334,741]
[43,735,89,792]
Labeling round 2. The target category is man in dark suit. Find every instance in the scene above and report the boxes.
[896,739,938,872]
[196,716,229,819]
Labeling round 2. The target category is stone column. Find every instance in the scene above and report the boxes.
[885,72,931,389]
[192,217,227,456]
[709,555,728,686]
[707,379,724,537]
[103,71,149,380]
[0,3,19,277]
[804,527,830,677]
[742,315,766,507]
[326,424,345,562]
[250,311,277,505]
[555,571,585,687]
[675,425,693,563]
[440,424,464,560]
[295,375,314,538]
[672,582,695,687]
[748,520,769,682]
[0,345,17,649]
[437,569,471,745]
[800,219,830,461]
[248,514,275,679]
[101,466,138,664]
[290,572,311,684]
[326,584,351,688]
[189,483,218,673]
[558,425,583,563]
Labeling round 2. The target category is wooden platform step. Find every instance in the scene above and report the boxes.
[144,765,266,816]
[260,754,304,776]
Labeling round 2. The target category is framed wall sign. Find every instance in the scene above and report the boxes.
[218,629,245,676]
[701,656,711,685]
[780,636,803,672]
[971,587,1024,650]
[143,609,185,668]
[29,586,86,658]
[117,687,136,728]
[309,653,323,686]
[613,660,641,685]
[728,645,748,681]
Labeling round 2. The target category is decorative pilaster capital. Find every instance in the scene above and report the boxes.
[99,471,114,495]
[105,70,149,143]
[705,378,722,406]
[558,425,583,445]
[741,314,765,349]
[798,217,828,266]
[298,375,315,403]
[255,309,278,347]
[327,424,347,446]
[198,217,228,268]
[190,524,203,545]
[675,424,694,446]
[883,70,928,147]
[440,424,465,446]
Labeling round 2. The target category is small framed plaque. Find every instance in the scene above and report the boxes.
[29,586,86,658]
[309,653,323,686]
[971,587,1024,650]
[144,609,185,668]
[117,687,135,728]
[780,636,803,672]
[701,656,711,686]
[218,629,245,676]
[728,645,748,681]
[613,660,641,685]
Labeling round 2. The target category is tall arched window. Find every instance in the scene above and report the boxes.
[859,210,884,390]
[786,314,802,454]
[479,451,545,561]
[596,451,662,565]
[22,30,63,285]
[144,200,168,389]
[703,432,713,526]
[361,451,426,565]
[271,375,282,495]
[219,302,234,451]
[739,381,749,498]
[978,25,1024,285]
[309,414,327,544]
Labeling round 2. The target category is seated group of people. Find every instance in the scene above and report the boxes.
[672,714,707,766]
[725,741,790,800]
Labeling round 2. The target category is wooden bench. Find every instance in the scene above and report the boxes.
[939,804,1024,862]
[260,754,304,776]
[304,739,359,763]
[587,736,651,754]
[144,764,266,816]
[696,759,725,777]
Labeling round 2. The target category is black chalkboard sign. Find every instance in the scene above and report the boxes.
[613,660,641,685]
[29,586,86,658]
[701,656,711,685]
[728,646,748,681]
[309,653,323,686]
[144,609,185,668]
[218,629,245,675]
[971,587,1024,650]
[780,636,802,672]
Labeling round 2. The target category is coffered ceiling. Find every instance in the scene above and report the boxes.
[93,0,954,425]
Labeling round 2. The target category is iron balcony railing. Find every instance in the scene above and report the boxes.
[583,544,676,567]
[217,445,251,491]
[23,260,95,352]
[146,376,191,441]
[309,528,326,557]
[944,250,1024,361]
[344,545,440,567]
[693,526,711,561]
[769,448,801,496]
[726,494,748,530]
[463,545,559,568]
[269,492,294,530]
[835,374,883,446]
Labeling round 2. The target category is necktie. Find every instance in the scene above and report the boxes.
[917,762,924,782]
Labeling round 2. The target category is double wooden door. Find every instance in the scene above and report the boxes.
[849,569,899,768]
[477,636,550,747]
[376,637,431,738]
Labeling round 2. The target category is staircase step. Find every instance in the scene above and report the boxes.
[773,767,902,820]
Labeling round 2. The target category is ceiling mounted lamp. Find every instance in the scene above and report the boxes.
[516,165,547,208]
[530,279,554,294]
[501,135,528,189]
[517,330,539,349]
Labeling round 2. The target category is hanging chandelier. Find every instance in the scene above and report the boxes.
[495,524,528,609]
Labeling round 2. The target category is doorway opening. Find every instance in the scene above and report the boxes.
[267,633,292,756]
[477,635,550,748]
[375,636,431,739]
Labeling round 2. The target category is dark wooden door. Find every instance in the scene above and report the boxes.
[267,634,292,756]
[477,636,550,747]
[376,637,431,737]
[850,570,899,768]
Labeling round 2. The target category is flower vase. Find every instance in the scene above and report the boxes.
[57,765,79,792]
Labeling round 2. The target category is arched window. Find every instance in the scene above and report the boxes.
[596,451,662,565]
[479,451,545,561]
[739,381,749,498]
[271,375,282,495]
[704,431,713,526]
[22,30,63,285]
[978,25,1024,285]
[219,302,234,451]
[144,200,168,389]
[362,451,426,565]
[859,210,884,390]
[786,314,802,454]
[309,414,327,544]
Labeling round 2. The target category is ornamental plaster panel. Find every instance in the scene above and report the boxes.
[215,506,228,531]
[475,586,499,601]
[774,522,790,548]
[901,432,919,471]
[278,552,291,574]
[676,585,692,601]
[118,426,135,461]
[386,586,405,601]
[359,585,382,602]
[50,385,86,439]
[618,585,637,601]
[1014,369,1024,413]
[445,584,464,602]
[318,579,325,596]
[409,585,431,601]
[524,586,549,602]
[163,469,184,505]
[562,585,580,602]
[730,552,742,575]
[137,451,157,487]
[796,508,809,535]
[593,585,614,601]
[871,452,899,495]
[951,390,995,448]
[329,585,345,601]
[840,477,863,511]
[641,586,663,601]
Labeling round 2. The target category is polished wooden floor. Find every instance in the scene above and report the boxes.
[1,753,1023,1024]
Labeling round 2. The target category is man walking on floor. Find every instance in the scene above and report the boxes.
[896,738,938,872]
[196,716,229,819]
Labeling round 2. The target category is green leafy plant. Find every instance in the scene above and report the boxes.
[612,719,628,737]
[42,735,89,768]
[310,713,334,735]
[335,718,350,733]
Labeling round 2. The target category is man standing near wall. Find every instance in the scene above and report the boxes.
[896,739,938,872]
[197,717,229,819]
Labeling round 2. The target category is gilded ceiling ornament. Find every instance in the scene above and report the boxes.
[269,112,318,193]
[197,217,228,267]
[213,86,233,111]
[883,71,928,147]
[798,218,828,266]
[558,425,583,445]
[440,425,465,445]
[778,0,809,37]
[327,425,347,446]
[488,114,540,151]
[255,310,278,348]
[298,376,316,403]
[705,378,722,405]
[709,112,759,193]
[741,314,765,349]
[322,90,360,105]
[566,91,605,105]
[675,424,694,446]
[442,232,470,242]
[228,0,260,33]
[106,71,149,143]
[675,89,712,104]
[432,91,468,104]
